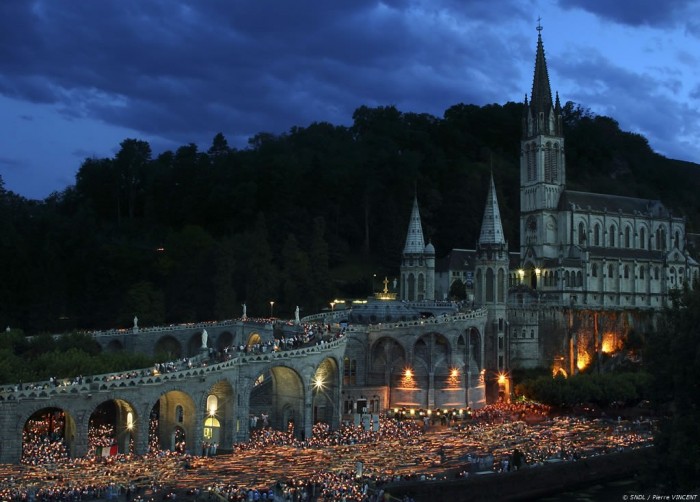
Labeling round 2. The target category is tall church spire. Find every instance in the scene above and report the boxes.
[403,194,426,253]
[530,25,553,118]
[526,23,562,137]
[479,173,506,245]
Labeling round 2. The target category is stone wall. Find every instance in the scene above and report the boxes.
[383,447,655,501]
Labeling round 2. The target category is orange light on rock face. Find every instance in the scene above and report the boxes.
[601,333,615,354]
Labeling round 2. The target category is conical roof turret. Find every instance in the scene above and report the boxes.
[403,194,426,254]
[479,174,506,245]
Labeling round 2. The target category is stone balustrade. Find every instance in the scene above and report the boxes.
[0,335,346,402]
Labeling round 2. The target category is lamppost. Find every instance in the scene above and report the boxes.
[270,301,274,318]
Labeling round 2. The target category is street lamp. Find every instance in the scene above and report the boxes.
[330,301,335,312]
[270,301,274,318]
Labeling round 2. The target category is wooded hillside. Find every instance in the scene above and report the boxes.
[2,101,698,333]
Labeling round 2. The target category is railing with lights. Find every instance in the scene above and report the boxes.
[0,334,347,401]
[343,308,487,333]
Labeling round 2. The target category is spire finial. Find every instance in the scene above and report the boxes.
[537,17,543,33]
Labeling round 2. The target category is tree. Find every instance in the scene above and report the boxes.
[114,139,152,221]
[123,281,165,327]
[645,283,700,490]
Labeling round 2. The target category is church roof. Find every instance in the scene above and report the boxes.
[478,174,506,245]
[559,190,672,218]
[403,194,426,254]
[586,247,667,261]
[436,249,475,273]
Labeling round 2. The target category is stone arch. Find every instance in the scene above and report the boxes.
[370,336,407,381]
[609,223,617,247]
[312,357,341,425]
[407,273,416,301]
[89,398,139,456]
[485,268,494,302]
[150,389,197,452]
[246,332,262,348]
[467,327,482,373]
[475,269,483,303]
[413,333,451,377]
[545,214,557,244]
[187,332,203,356]
[105,339,124,352]
[22,406,77,464]
[216,331,234,352]
[203,379,235,448]
[497,268,505,302]
[577,220,586,245]
[154,335,182,359]
[249,365,304,436]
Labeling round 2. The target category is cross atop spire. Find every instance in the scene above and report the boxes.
[537,17,543,33]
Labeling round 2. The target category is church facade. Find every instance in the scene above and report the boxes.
[397,30,699,392]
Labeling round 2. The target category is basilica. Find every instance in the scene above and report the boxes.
[341,29,699,411]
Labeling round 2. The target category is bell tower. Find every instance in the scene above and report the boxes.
[520,24,566,261]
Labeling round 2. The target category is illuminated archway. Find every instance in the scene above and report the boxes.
[149,390,196,452]
[312,357,340,425]
[203,380,234,448]
[246,332,262,348]
[22,407,76,464]
[249,366,304,436]
[88,399,138,456]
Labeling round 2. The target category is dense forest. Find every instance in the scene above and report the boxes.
[2,101,700,334]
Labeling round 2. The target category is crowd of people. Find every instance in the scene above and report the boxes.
[1,400,657,502]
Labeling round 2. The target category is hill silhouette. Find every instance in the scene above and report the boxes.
[1,100,698,334]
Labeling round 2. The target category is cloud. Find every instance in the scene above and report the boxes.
[0,0,536,150]
[556,0,696,29]
[1,0,699,198]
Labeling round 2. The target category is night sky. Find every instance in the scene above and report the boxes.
[2,0,699,199]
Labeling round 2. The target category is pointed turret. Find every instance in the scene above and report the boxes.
[400,193,435,301]
[479,174,506,246]
[403,194,426,253]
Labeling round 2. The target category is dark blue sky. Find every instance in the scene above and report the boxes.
[2,0,699,199]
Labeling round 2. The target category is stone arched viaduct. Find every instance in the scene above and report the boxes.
[0,336,346,464]
[91,319,276,357]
